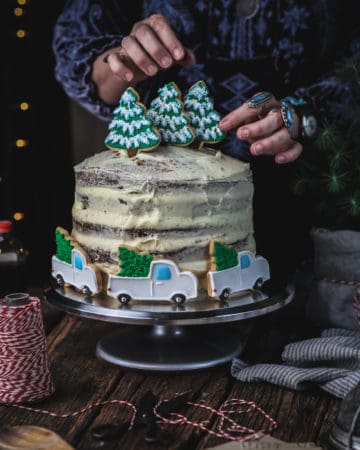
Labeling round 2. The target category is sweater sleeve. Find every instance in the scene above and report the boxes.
[52,0,142,120]
[292,7,360,123]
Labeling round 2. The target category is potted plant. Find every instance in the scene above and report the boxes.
[292,57,360,330]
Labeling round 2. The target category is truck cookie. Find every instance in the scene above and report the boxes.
[207,243,270,301]
[107,259,198,305]
[52,227,101,296]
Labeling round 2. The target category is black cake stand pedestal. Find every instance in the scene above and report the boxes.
[44,283,294,372]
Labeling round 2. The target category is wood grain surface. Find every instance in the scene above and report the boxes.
[0,425,74,450]
[0,288,340,449]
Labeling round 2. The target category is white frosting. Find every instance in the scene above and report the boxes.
[72,145,255,276]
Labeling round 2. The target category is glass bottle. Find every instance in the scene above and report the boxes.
[0,220,29,298]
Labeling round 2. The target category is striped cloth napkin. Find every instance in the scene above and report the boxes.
[231,328,360,398]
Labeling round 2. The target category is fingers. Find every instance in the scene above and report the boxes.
[248,126,303,163]
[110,14,194,83]
[146,14,186,61]
[249,127,292,156]
[219,97,281,131]
[122,35,160,76]
[222,94,303,163]
[275,142,303,164]
[237,110,283,140]
[106,52,135,82]
[178,48,196,67]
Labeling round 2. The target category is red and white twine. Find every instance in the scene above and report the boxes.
[0,297,277,441]
[0,296,55,403]
[154,397,277,442]
[3,396,276,443]
[5,400,138,430]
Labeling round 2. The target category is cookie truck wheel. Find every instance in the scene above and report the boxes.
[82,286,92,296]
[171,294,186,305]
[219,289,231,301]
[253,278,264,290]
[117,294,131,305]
[56,275,65,287]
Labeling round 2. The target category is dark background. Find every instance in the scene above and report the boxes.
[1,0,107,288]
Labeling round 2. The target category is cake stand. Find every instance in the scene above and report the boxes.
[44,282,294,372]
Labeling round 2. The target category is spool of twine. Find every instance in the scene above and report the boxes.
[0,293,55,404]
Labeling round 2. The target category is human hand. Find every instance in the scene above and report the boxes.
[219,92,302,164]
[104,14,195,84]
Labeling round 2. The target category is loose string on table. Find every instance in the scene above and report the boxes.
[154,397,277,441]
[1,397,277,442]
[3,400,137,431]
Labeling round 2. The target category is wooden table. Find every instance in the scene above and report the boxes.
[0,287,340,449]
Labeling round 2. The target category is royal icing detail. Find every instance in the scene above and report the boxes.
[107,246,198,304]
[55,227,74,264]
[207,241,271,301]
[147,82,195,146]
[117,246,153,277]
[52,227,101,295]
[104,87,161,153]
[184,80,225,146]
[209,240,238,272]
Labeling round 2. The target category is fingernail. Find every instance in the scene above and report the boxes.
[124,72,133,81]
[277,155,286,163]
[219,118,228,129]
[161,56,172,67]
[147,64,157,75]
[240,128,249,139]
[173,47,183,60]
[253,144,262,155]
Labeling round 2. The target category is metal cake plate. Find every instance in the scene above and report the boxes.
[44,282,295,371]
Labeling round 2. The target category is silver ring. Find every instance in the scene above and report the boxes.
[246,92,274,111]
[280,101,297,138]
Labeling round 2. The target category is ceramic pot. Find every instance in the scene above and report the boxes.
[306,227,360,331]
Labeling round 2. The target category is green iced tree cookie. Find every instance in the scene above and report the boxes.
[104,87,160,153]
[184,80,225,147]
[148,82,195,146]
[210,241,238,271]
[55,227,74,264]
[117,247,153,277]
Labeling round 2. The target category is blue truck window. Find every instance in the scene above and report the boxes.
[74,253,83,270]
[155,265,171,280]
[240,254,251,269]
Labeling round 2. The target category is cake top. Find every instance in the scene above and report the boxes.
[74,145,251,186]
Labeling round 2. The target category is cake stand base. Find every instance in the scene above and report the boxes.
[44,282,295,372]
[96,322,253,371]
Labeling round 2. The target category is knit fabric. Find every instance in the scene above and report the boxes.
[231,328,360,398]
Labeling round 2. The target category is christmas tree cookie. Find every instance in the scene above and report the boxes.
[209,240,239,272]
[53,227,102,294]
[147,82,195,146]
[55,227,74,264]
[104,87,161,155]
[184,80,225,147]
[117,246,153,278]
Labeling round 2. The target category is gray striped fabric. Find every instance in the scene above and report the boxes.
[231,328,360,398]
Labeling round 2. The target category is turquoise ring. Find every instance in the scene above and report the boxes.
[246,92,274,110]
[280,101,296,137]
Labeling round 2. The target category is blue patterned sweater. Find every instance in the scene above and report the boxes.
[52,0,359,160]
